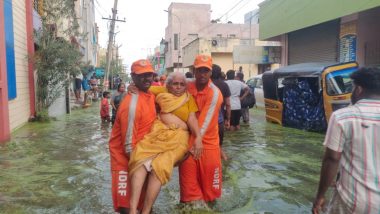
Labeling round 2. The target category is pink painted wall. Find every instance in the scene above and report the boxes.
[164,3,254,70]
[0,0,11,142]
[165,3,211,68]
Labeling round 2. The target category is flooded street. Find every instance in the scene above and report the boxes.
[0,104,325,214]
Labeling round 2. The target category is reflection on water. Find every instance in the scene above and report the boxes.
[0,106,324,213]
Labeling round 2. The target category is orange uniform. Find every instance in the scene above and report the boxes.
[109,91,156,212]
[179,80,223,202]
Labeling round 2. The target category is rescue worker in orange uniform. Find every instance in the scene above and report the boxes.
[108,59,156,213]
[179,55,223,205]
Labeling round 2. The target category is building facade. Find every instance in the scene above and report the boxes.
[75,0,98,67]
[0,0,98,142]
[164,3,211,73]
[164,3,280,79]
[150,39,166,75]
[182,38,253,76]
[0,0,36,142]
[259,0,380,67]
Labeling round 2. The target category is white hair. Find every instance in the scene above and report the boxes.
[166,72,186,85]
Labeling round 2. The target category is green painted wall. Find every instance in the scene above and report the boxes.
[259,0,380,39]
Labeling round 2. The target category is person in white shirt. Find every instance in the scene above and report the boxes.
[235,72,250,123]
[225,69,249,131]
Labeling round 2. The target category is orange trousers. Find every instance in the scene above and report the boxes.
[111,170,146,212]
[179,148,222,202]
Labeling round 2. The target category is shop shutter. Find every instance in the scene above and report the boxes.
[288,20,339,65]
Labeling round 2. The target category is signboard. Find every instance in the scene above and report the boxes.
[233,45,281,64]
[254,39,281,47]
[234,45,264,64]
[339,35,356,62]
[339,21,357,62]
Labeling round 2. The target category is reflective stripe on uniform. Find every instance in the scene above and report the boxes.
[125,94,138,154]
[200,83,219,136]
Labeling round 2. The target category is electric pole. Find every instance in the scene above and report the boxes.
[102,0,125,89]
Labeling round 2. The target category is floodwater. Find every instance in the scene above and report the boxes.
[0,104,325,214]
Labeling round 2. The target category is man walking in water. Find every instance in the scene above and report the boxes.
[109,59,156,213]
[179,55,223,206]
[211,64,231,161]
[313,67,380,213]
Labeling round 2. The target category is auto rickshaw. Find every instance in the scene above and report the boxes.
[262,61,358,132]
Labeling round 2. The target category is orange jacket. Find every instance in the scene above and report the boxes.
[109,91,156,171]
[187,80,223,149]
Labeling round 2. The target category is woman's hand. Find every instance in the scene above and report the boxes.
[191,136,203,160]
[174,152,190,167]
[111,103,116,110]
[224,119,230,130]
[127,83,138,94]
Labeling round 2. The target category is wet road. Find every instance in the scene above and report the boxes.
[0,104,325,213]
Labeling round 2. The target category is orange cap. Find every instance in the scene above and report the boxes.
[193,55,212,70]
[131,59,154,74]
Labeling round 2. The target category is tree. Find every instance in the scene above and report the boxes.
[31,0,85,115]
[98,55,123,77]
[98,54,124,89]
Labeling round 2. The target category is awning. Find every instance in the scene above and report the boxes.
[259,0,380,40]
[233,45,281,64]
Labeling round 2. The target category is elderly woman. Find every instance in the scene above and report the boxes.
[129,72,202,214]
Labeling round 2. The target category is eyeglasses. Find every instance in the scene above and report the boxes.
[170,82,186,87]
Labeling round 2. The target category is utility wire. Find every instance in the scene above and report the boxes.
[215,0,247,21]
[193,0,251,36]
[95,0,108,15]
[227,0,255,22]
[94,4,106,18]
[176,0,254,49]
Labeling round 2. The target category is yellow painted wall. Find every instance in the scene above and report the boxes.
[212,53,233,74]
[8,0,31,130]
[183,37,264,80]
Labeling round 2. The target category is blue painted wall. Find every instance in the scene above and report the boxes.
[4,0,17,100]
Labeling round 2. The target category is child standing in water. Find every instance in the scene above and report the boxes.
[100,91,111,122]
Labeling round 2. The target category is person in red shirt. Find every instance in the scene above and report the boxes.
[179,55,223,206]
[100,91,111,122]
[159,75,167,86]
[151,73,161,86]
[108,59,156,213]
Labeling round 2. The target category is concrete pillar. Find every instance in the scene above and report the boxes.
[26,0,36,118]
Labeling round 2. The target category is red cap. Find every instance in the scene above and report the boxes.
[131,59,154,74]
[193,55,212,70]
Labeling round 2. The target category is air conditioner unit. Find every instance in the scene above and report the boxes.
[211,40,218,46]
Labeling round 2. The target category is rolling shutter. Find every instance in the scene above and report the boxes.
[288,20,339,65]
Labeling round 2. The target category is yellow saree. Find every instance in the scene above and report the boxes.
[128,92,191,185]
